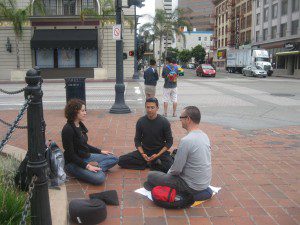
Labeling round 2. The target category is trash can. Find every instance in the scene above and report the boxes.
[65,77,86,104]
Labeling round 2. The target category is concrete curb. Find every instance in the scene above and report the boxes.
[2,144,68,225]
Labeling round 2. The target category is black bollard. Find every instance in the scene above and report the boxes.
[25,67,52,225]
[109,0,131,114]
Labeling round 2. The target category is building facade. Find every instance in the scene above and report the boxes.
[178,0,214,31]
[176,30,213,52]
[0,0,135,80]
[252,0,300,77]
[212,0,235,68]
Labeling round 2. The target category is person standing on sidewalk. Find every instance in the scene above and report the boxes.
[62,99,118,185]
[146,106,213,200]
[162,57,178,117]
[144,59,159,99]
[118,97,174,173]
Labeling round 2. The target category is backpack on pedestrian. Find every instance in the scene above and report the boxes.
[151,186,194,209]
[166,65,178,83]
[15,140,66,191]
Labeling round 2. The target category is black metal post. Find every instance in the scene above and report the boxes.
[110,0,131,114]
[25,67,52,225]
[132,6,139,79]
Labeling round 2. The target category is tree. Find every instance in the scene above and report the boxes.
[0,0,32,69]
[191,45,206,63]
[178,49,192,65]
[165,47,179,61]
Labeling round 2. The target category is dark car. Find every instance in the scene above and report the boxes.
[196,64,216,77]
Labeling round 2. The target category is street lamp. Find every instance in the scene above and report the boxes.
[109,0,144,114]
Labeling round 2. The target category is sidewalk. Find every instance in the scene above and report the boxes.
[0,109,299,225]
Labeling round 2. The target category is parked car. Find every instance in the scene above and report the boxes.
[196,64,216,77]
[242,66,267,78]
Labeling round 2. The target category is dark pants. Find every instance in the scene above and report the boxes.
[147,171,213,201]
[118,150,173,173]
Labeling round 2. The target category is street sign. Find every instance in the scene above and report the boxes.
[113,24,122,40]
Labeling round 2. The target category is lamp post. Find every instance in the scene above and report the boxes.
[132,6,139,79]
[25,67,52,225]
[110,0,131,114]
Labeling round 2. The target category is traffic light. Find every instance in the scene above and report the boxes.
[127,0,145,8]
[129,50,134,56]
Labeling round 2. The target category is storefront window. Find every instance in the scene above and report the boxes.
[36,49,54,68]
[277,56,285,69]
[80,49,97,67]
[58,49,76,68]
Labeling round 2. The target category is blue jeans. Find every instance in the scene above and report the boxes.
[65,153,119,185]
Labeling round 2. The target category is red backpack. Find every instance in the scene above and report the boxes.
[151,186,195,209]
[152,186,176,202]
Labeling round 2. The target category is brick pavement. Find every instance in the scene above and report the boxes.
[0,109,299,225]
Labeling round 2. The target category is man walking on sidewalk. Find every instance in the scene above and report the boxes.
[118,97,174,173]
[162,57,178,117]
[144,59,159,99]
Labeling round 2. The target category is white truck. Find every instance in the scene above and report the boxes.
[226,49,273,76]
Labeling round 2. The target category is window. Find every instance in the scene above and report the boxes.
[80,49,97,67]
[63,0,76,15]
[292,0,299,12]
[241,17,245,29]
[263,8,269,22]
[34,0,57,16]
[36,49,54,68]
[256,31,260,42]
[198,37,202,41]
[271,26,277,38]
[263,28,268,40]
[256,13,260,25]
[204,37,207,41]
[272,4,278,19]
[263,0,268,5]
[246,30,251,42]
[247,15,252,28]
[241,3,246,14]
[280,23,287,37]
[236,6,240,15]
[247,0,252,12]
[291,20,299,35]
[82,0,95,10]
[257,0,260,7]
[281,0,288,15]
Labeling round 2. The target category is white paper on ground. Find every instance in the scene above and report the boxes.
[134,185,221,202]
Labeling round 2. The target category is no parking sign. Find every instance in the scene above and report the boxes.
[113,24,122,40]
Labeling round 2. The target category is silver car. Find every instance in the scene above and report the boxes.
[242,66,267,78]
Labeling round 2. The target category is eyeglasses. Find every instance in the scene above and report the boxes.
[179,116,188,119]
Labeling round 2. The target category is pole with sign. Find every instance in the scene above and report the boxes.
[110,0,131,114]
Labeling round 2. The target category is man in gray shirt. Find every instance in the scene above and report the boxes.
[146,106,212,198]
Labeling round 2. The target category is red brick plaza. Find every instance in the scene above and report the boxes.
[0,109,299,225]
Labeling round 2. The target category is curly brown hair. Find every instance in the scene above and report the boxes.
[64,99,85,122]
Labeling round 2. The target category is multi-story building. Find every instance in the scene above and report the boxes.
[0,0,134,80]
[178,0,215,31]
[252,0,300,77]
[176,30,213,52]
[212,0,235,68]
[234,0,252,46]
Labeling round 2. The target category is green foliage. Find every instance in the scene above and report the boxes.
[0,155,29,225]
[178,49,192,64]
[191,45,206,63]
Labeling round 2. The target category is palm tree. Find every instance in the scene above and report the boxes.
[139,9,191,71]
[0,0,31,69]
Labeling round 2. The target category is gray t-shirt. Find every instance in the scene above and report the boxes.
[168,130,212,191]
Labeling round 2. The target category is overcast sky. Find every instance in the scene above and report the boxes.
[136,0,178,27]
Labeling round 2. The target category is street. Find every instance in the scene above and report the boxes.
[0,69,300,130]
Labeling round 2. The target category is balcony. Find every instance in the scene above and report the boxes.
[32,0,99,17]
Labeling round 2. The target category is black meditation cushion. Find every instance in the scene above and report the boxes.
[69,198,107,225]
[89,190,119,206]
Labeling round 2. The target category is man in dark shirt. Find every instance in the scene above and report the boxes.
[118,98,174,173]
[144,59,159,99]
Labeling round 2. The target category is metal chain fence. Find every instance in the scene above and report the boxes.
[0,87,25,95]
[0,97,31,153]
[0,118,28,129]
[19,175,37,225]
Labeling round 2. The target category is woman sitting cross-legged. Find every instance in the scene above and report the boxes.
[62,99,118,185]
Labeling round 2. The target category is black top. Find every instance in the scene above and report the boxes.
[144,67,159,86]
[162,64,178,89]
[134,115,173,153]
[61,122,101,169]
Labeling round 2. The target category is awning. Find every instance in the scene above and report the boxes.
[276,51,300,56]
[31,29,98,49]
